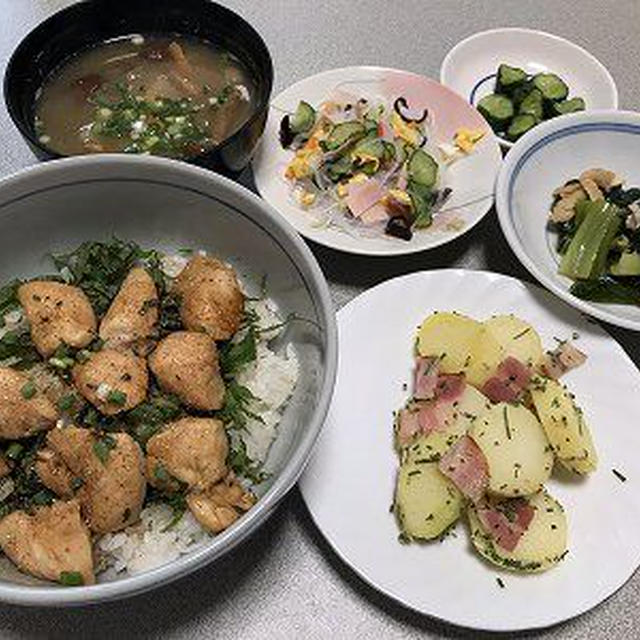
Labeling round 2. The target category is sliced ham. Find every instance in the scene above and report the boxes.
[541,342,587,379]
[476,498,535,552]
[345,179,386,218]
[438,435,489,503]
[360,202,389,225]
[396,402,454,447]
[482,356,531,404]
[413,357,440,400]
[433,374,465,402]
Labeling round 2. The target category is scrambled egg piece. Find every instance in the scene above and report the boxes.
[386,189,411,206]
[390,112,422,147]
[297,191,316,207]
[453,128,485,153]
[284,136,322,180]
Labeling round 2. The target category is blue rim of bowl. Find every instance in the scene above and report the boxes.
[496,110,640,330]
[0,154,339,605]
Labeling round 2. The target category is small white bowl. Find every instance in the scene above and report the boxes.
[496,109,640,331]
[440,28,618,148]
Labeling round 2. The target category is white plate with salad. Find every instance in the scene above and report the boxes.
[299,269,640,631]
[253,66,502,256]
[496,109,640,331]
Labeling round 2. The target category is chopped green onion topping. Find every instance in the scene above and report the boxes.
[59,571,84,586]
[106,390,127,406]
[5,442,23,460]
[57,394,76,412]
[93,435,117,464]
[20,381,37,399]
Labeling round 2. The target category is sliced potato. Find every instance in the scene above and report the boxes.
[470,402,553,497]
[484,314,544,369]
[394,461,463,541]
[400,385,490,460]
[417,312,502,386]
[529,377,598,472]
[465,326,504,387]
[417,312,482,374]
[468,490,568,572]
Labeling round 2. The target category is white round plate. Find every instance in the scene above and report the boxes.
[299,269,640,632]
[496,109,640,331]
[440,28,618,149]
[253,66,502,256]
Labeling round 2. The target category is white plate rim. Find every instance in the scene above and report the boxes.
[440,27,619,149]
[253,65,502,257]
[496,109,640,331]
[300,268,640,632]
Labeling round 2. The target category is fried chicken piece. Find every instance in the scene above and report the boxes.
[0,367,57,439]
[149,331,225,411]
[173,255,244,341]
[0,500,94,584]
[17,281,97,357]
[72,349,148,415]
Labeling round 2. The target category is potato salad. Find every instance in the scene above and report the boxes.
[392,312,597,573]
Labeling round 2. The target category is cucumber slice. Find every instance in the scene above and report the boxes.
[477,94,514,132]
[552,97,586,117]
[532,73,569,102]
[496,64,528,96]
[323,121,366,151]
[610,251,640,276]
[289,101,316,134]
[506,114,537,141]
[468,490,568,573]
[407,149,438,187]
[518,89,543,121]
[510,81,534,108]
[394,460,463,541]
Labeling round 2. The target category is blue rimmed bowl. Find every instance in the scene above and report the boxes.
[440,28,618,149]
[496,110,640,330]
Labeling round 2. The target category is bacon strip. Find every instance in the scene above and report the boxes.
[541,342,587,379]
[438,436,489,503]
[476,498,535,552]
[413,357,440,400]
[481,357,531,403]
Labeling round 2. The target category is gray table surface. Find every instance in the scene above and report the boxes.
[1,1,640,638]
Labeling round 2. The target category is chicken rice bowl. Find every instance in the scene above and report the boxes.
[0,238,298,585]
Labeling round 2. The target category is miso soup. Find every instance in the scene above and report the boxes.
[35,35,256,159]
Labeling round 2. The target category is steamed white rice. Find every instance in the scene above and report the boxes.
[99,287,298,577]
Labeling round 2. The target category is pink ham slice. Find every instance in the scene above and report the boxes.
[433,373,465,402]
[481,356,532,404]
[413,357,440,400]
[345,179,386,218]
[541,341,587,379]
[360,203,389,225]
[396,403,449,446]
[438,435,489,503]
[476,499,536,552]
